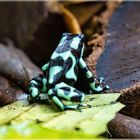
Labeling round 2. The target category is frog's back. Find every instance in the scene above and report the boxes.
[47,33,84,86]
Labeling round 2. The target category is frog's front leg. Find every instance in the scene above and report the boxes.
[79,58,109,93]
[28,61,49,102]
[28,75,47,103]
[48,82,85,111]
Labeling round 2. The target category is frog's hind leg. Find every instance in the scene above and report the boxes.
[48,83,85,111]
[79,58,109,93]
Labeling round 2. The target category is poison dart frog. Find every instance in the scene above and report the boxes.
[28,33,109,111]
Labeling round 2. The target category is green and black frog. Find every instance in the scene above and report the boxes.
[28,33,109,111]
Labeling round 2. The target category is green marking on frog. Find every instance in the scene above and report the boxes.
[27,33,109,111]
[70,36,81,49]
[49,66,62,84]
[51,51,70,60]
[30,87,39,98]
[42,62,49,72]
[41,78,47,92]
[65,54,77,81]
[58,35,67,46]
[86,71,93,78]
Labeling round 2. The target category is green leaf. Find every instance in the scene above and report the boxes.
[85,93,120,106]
[77,102,123,136]
[0,121,94,138]
[0,93,124,138]
[42,103,124,136]
[0,100,32,125]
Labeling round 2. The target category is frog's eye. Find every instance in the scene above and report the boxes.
[78,34,85,39]
[78,34,85,42]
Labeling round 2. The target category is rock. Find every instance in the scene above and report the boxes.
[96,2,140,91]
[109,113,140,138]
[95,2,140,138]
[0,76,25,106]
[0,40,42,90]
[0,2,48,49]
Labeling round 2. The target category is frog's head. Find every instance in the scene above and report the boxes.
[62,33,85,56]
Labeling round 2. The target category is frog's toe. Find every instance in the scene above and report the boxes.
[102,85,110,92]
[77,103,91,108]
[27,94,40,103]
[76,107,82,112]
[105,85,110,90]
[62,103,91,111]
[64,105,79,111]
[64,104,84,112]
[97,84,110,92]
[99,77,104,84]
[96,77,110,92]
[27,95,34,103]
[76,103,92,112]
